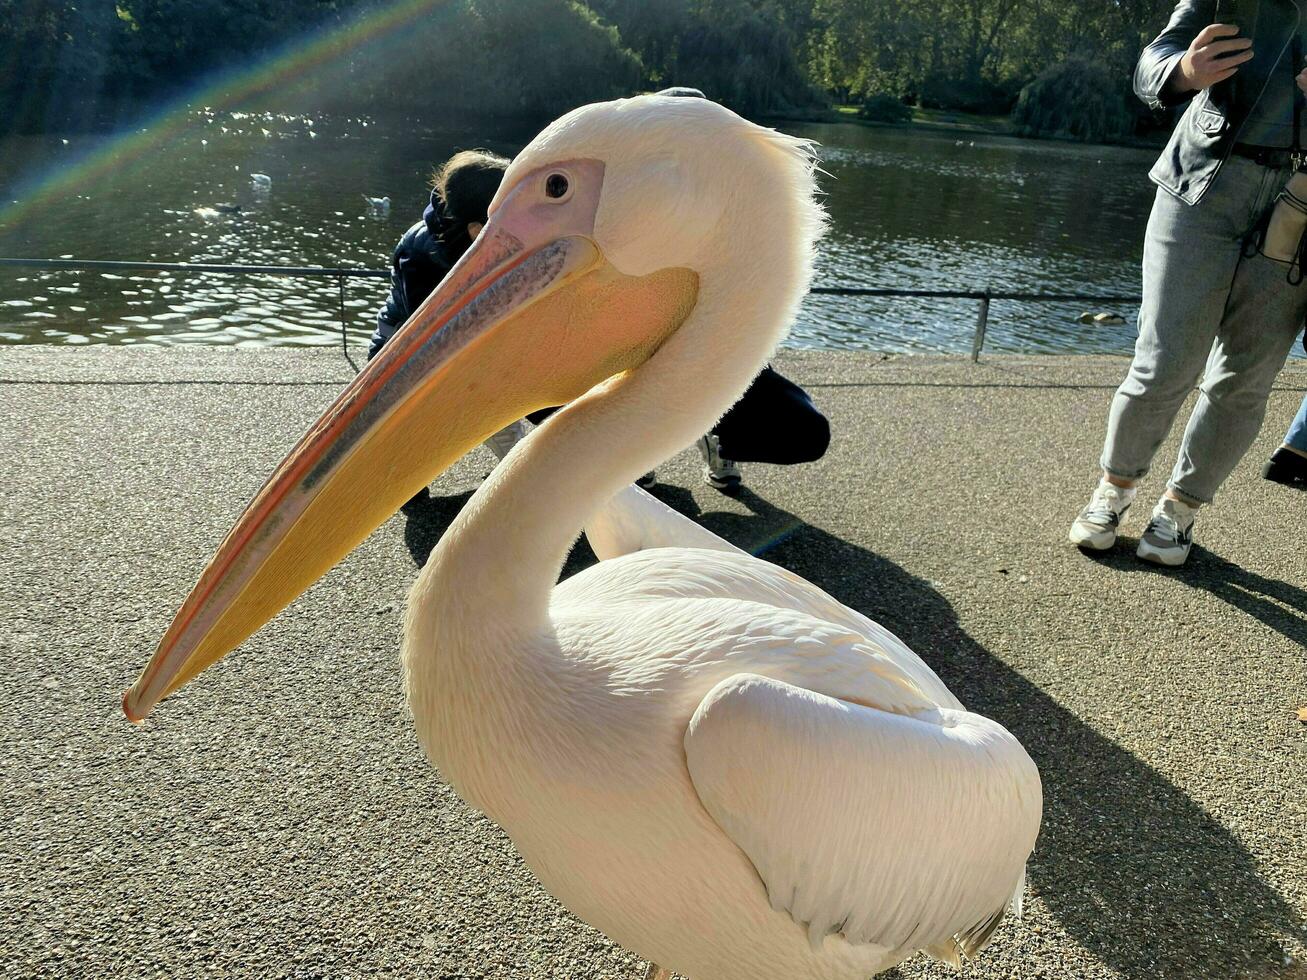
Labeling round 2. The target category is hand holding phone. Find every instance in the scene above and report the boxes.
[1176,20,1254,92]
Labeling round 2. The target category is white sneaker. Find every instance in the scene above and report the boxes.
[697,434,742,493]
[1069,481,1135,550]
[484,419,531,461]
[1136,497,1197,567]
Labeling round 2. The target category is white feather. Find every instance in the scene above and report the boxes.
[585,484,745,559]
[686,673,1041,957]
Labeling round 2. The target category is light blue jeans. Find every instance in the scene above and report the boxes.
[1286,394,1307,452]
[1102,158,1307,502]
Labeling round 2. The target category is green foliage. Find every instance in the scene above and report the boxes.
[590,0,821,114]
[857,93,912,124]
[0,0,641,133]
[0,0,357,132]
[0,0,123,132]
[807,0,1175,118]
[917,73,1019,114]
[368,0,643,120]
[1011,56,1134,143]
[0,0,1182,140]
[464,0,642,115]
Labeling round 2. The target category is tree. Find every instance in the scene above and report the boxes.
[325,0,642,121]
[590,0,820,114]
[0,0,122,132]
[0,0,1188,138]
[1011,55,1133,143]
[458,0,642,117]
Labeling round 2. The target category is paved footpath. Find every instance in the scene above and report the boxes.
[1,346,1304,980]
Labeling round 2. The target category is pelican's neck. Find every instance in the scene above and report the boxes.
[428,232,807,629]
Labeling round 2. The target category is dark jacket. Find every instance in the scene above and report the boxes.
[369,192,456,360]
[1137,0,1302,204]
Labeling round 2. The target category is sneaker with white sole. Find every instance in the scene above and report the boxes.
[484,419,531,461]
[698,434,742,493]
[1069,481,1135,550]
[1136,497,1197,567]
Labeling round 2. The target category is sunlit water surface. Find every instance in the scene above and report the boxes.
[0,110,1209,354]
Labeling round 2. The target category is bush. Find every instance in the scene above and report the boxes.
[593,0,824,117]
[916,74,1017,115]
[1011,56,1133,144]
[455,0,643,118]
[672,16,823,116]
[857,93,912,124]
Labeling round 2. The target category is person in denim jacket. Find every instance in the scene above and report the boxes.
[1070,0,1307,565]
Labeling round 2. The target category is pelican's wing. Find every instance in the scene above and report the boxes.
[559,548,963,711]
[684,672,1041,962]
[584,484,744,560]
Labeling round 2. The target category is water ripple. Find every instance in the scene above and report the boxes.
[0,112,1278,357]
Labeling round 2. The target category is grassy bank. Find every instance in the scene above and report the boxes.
[836,104,1015,134]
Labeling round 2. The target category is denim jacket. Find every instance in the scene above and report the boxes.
[1138,0,1302,204]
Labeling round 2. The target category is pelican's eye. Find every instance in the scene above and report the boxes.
[544,173,570,200]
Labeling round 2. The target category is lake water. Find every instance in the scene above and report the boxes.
[0,109,1171,353]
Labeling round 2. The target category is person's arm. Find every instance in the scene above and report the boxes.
[369,222,448,361]
[369,276,406,362]
[1134,1,1252,111]
[370,225,418,360]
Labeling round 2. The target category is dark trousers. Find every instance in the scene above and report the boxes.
[712,366,829,463]
[529,366,829,465]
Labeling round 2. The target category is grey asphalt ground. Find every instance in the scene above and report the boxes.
[1,346,1304,980]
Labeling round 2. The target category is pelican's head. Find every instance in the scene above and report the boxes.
[499,96,755,277]
[123,95,823,721]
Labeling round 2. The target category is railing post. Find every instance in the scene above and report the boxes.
[337,274,360,374]
[971,291,991,363]
[340,271,355,345]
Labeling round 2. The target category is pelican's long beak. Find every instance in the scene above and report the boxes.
[124,188,698,721]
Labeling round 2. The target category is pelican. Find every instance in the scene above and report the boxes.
[124,95,1042,979]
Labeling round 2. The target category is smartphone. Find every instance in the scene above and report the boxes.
[1214,0,1238,26]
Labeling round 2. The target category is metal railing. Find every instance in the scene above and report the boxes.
[0,257,1142,363]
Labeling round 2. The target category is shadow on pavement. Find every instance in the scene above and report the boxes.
[400,487,598,579]
[402,488,472,569]
[1085,543,1306,649]
[401,482,1304,978]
